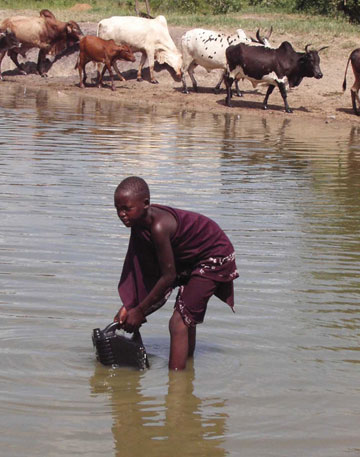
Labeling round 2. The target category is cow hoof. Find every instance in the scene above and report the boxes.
[40,73,48,78]
[182,89,189,94]
[150,80,159,84]
[285,109,293,114]
[263,106,268,111]
[137,77,143,82]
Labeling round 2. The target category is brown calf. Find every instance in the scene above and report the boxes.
[343,48,360,115]
[76,35,135,91]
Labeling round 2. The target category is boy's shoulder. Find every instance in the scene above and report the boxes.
[150,204,178,234]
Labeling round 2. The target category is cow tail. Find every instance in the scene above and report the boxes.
[343,56,351,92]
[74,55,79,70]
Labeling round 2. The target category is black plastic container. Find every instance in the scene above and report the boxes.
[92,322,149,370]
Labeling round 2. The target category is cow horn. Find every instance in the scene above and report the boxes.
[318,46,329,53]
[256,29,261,42]
[305,44,312,53]
[265,26,273,40]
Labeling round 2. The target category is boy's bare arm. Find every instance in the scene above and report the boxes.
[121,217,177,331]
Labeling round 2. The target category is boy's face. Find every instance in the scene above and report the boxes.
[114,189,149,227]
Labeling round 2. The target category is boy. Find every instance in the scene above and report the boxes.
[114,176,238,370]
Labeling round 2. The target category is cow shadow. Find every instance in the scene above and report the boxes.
[2,43,80,77]
[217,97,310,113]
[173,86,262,96]
[173,85,216,95]
[100,62,181,84]
[337,106,357,116]
[3,59,52,76]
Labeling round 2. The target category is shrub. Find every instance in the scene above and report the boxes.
[150,0,242,14]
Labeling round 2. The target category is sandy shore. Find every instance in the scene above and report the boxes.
[0,16,358,126]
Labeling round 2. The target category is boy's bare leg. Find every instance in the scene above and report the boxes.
[188,326,196,358]
[169,310,189,370]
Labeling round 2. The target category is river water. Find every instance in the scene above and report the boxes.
[1,85,360,457]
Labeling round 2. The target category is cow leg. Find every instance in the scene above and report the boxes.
[234,79,243,97]
[351,89,360,115]
[78,63,86,88]
[78,63,83,88]
[79,57,90,88]
[98,64,110,88]
[37,49,48,77]
[277,82,292,113]
[224,74,234,107]
[8,48,27,75]
[0,50,6,80]
[263,85,276,111]
[214,71,224,94]
[181,60,193,94]
[137,51,147,82]
[112,60,126,81]
[187,61,198,92]
[181,68,189,94]
[215,71,242,97]
[146,51,158,84]
[103,58,116,91]
[351,81,360,115]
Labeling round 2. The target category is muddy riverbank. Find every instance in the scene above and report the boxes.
[0,14,358,126]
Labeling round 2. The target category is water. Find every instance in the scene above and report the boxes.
[1,85,360,457]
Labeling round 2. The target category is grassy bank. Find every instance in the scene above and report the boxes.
[0,1,359,42]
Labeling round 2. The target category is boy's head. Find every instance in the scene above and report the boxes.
[114,177,150,227]
[115,176,150,200]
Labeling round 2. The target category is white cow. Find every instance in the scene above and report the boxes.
[181,27,271,94]
[97,15,182,84]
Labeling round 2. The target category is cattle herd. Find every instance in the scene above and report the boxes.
[0,9,359,115]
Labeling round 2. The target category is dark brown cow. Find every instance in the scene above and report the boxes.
[0,9,83,77]
[342,48,360,115]
[75,35,136,91]
[225,41,327,113]
[0,28,19,79]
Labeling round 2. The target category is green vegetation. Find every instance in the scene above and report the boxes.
[0,0,359,37]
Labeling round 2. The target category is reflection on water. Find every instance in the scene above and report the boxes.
[1,85,360,457]
[90,363,226,457]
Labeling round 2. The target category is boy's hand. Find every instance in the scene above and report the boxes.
[114,305,146,333]
[124,307,146,332]
[114,305,128,326]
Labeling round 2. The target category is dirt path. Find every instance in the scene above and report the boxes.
[0,17,358,126]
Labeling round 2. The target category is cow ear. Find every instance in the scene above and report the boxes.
[155,50,166,64]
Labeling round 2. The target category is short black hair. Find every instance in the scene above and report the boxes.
[115,176,150,199]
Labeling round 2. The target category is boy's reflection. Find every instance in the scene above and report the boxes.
[90,361,227,457]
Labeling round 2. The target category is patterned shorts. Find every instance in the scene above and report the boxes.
[174,275,222,327]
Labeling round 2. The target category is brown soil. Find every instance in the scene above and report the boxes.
[0,15,358,126]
